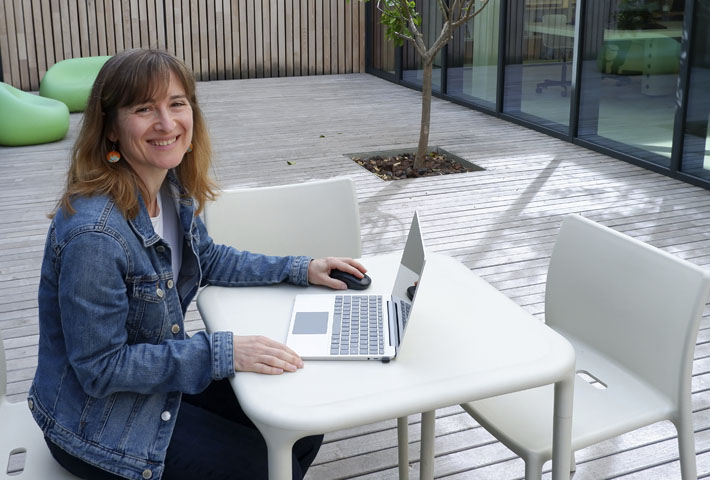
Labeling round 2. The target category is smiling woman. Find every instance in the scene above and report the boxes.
[59,49,216,220]
[28,49,367,480]
[108,73,194,216]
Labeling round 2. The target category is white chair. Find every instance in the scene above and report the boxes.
[0,333,80,479]
[462,214,710,480]
[204,177,361,258]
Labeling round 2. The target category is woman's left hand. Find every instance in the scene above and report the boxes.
[308,257,367,290]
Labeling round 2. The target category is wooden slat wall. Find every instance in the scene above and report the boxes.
[0,0,366,90]
[370,5,394,73]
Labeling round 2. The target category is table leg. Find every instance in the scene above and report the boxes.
[419,410,436,480]
[258,424,297,480]
[397,416,409,480]
[551,375,574,480]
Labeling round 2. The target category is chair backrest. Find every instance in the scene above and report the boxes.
[545,214,710,404]
[204,177,361,258]
[541,14,573,51]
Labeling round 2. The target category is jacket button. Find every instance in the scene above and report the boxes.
[156,246,165,253]
[161,411,172,422]
[142,469,152,479]
[167,279,174,289]
[28,398,34,410]
[156,288,164,298]
[171,324,181,335]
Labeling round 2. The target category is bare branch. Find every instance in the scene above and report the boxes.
[398,0,428,56]
[393,30,416,43]
[410,27,428,57]
[459,0,476,17]
[436,0,448,21]
[437,0,451,22]
[452,0,491,28]
[426,20,453,58]
[450,0,461,21]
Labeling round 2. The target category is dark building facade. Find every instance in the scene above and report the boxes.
[366,0,710,189]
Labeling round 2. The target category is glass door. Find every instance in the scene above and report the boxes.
[447,0,501,109]
[577,0,685,167]
[680,0,710,180]
[503,0,578,132]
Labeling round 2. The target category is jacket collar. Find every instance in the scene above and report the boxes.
[128,194,160,247]
[128,170,193,247]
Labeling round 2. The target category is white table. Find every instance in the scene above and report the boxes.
[197,252,576,479]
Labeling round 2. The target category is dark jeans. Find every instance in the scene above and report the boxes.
[45,379,323,480]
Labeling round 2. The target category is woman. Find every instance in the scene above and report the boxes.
[28,49,366,480]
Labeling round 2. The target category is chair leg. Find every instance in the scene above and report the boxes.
[675,416,697,480]
[524,456,543,480]
[397,416,409,480]
[560,56,568,97]
[535,51,571,96]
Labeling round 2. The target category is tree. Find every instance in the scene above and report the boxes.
[356,0,491,171]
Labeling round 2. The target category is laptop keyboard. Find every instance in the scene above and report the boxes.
[331,295,384,355]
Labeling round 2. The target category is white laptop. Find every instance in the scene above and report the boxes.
[286,211,426,362]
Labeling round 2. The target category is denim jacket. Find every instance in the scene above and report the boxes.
[28,174,311,480]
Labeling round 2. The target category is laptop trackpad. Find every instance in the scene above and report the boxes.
[292,312,329,334]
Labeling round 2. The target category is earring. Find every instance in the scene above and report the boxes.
[107,143,121,163]
[186,143,193,153]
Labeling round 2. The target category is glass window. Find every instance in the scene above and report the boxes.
[371,4,396,74]
[578,0,685,167]
[401,2,444,92]
[503,0,577,132]
[680,1,710,180]
[447,0,501,109]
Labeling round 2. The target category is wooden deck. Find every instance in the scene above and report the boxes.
[2,73,710,479]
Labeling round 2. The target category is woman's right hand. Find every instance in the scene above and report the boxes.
[233,335,304,374]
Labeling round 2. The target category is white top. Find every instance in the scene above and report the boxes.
[150,186,183,280]
[149,191,164,238]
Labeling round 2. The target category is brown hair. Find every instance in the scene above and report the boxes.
[54,49,218,219]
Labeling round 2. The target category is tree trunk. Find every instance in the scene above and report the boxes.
[414,58,433,171]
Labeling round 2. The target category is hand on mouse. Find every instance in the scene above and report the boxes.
[308,257,367,290]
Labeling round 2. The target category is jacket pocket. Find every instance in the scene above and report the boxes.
[126,276,168,343]
[131,276,164,303]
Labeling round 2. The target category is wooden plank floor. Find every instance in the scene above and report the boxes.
[2,73,710,479]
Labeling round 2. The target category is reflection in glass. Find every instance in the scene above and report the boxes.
[578,0,684,167]
[401,1,443,92]
[447,0,500,109]
[371,5,395,74]
[503,1,577,131]
[680,1,710,180]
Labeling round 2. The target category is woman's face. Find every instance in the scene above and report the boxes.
[110,72,193,186]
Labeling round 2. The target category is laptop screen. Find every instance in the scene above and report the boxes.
[391,211,426,302]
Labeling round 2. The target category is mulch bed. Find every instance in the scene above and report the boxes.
[352,151,472,181]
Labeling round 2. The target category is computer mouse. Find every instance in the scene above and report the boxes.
[329,269,372,290]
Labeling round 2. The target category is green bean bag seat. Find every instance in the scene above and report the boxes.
[0,82,69,146]
[39,56,111,112]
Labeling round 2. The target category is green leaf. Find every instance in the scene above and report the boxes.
[286,160,295,165]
